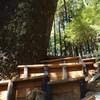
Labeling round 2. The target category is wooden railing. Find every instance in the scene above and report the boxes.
[40,56,80,64]
[18,63,84,80]
[18,56,97,80]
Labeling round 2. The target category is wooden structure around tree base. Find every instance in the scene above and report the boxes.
[0,57,99,100]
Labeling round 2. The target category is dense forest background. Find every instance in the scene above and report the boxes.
[48,0,100,57]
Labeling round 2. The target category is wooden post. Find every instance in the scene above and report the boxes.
[42,66,52,100]
[24,65,29,78]
[62,61,67,80]
[79,56,88,76]
[7,81,16,100]
[62,66,67,80]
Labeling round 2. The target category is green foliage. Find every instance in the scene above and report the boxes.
[49,0,100,56]
[57,0,84,21]
[63,0,99,53]
[64,17,96,46]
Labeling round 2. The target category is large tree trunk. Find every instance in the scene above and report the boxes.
[0,0,57,64]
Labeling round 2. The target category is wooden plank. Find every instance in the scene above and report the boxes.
[83,58,96,63]
[85,62,96,70]
[18,62,94,70]
[83,57,100,63]
[18,63,84,71]
[49,79,83,100]
[7,76,44,100]
[14,76,44,89]
[40,56,80,64]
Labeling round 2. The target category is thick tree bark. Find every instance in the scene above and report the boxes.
[0,0,57,64]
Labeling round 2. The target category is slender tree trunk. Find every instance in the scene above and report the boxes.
[63,0,68,22]
[79,45,83,57]
[53,17,57,56]
[62,13,67,56]
[58,20,62,56]
[74,47,79,56]
[87,40,91,54]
